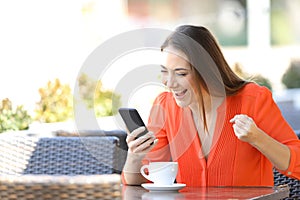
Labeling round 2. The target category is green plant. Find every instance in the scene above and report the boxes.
[251,75,273,91]
[78,73,121,117]
[282,60,300,88]
[35,79,73,123]
[0,98,32,133]
[233,62,273,91]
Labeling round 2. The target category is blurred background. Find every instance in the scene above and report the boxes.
[0,0,299,133]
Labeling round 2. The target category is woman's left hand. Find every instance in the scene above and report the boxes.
[230,114,261,144]
[230,114,291,171]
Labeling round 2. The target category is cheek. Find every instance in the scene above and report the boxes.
[181,76,194,90]
[187,74,199,92]
[186,79,199,102]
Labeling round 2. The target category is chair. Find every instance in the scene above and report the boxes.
[0,133,122,199]
[0,134,120,175]
[54,129,128,151]
[295,129,300,139]
[273,169,300,200]
[54,129,128,174]
[273,130,300,200]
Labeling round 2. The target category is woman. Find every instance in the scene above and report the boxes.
[122,25,300,186]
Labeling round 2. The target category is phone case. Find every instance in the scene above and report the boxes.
[118,108,148,138]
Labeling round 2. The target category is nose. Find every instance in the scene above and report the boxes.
[165,74,177,88]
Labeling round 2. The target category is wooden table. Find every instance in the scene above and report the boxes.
[122,184,290,200]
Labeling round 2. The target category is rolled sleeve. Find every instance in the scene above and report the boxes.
[277,145,300,179]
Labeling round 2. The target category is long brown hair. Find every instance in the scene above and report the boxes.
[161,25,248,130]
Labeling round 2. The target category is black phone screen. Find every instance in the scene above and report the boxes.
[118,108,148,138]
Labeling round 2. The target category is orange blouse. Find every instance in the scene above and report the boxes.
[143,83,300,186]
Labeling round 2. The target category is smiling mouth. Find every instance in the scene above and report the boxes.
[174,89,187,98]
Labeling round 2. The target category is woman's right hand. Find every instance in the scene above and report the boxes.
[123,127,158,185]
[126,126,158,154]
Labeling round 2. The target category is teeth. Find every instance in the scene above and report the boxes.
[174,90,186,96]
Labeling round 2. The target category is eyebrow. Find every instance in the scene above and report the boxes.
[160,65,190,72]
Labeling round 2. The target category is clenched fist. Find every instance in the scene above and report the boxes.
[230,114,261,144]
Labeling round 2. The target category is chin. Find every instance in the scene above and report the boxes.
[175,100,189,108]
[173,94,193,108]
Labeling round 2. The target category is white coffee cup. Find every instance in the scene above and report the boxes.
[140,162,178,185]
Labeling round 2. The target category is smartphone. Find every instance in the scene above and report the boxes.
[118,108,148,138]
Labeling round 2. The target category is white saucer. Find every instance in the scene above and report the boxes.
[141,183,186,191]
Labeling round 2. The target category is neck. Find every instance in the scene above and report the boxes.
[189,93,224,133]
[189,90,211,120]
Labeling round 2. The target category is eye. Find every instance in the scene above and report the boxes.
[176,72,187,77]
[175,70,188,77]
[160,65,168,74]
